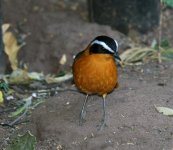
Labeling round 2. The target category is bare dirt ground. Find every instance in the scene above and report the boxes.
[1,0,173,150]
[1,63,173,150]
[27,62,173,150]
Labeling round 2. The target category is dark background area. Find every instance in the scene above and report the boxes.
[88,0,160,34]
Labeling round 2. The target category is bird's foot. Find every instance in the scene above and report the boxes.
[97,119,108,131]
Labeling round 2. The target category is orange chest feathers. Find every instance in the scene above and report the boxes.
[72,53,118,95]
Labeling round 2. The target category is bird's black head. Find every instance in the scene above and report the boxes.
[89,35,121,61]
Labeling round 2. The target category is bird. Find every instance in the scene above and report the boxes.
[72,35,121,130]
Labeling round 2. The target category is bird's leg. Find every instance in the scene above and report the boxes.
[79,94,89,125]
[98,94,107,130]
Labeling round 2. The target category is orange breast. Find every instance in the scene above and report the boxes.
[73,52,118,96]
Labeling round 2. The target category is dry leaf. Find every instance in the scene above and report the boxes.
[2,24,10,33]
[0,91,4,104]
[9,69,30,84]
[28,72,44,80]
[45,73,72,84]
[59,54,67,65]
[3,31,22,70]
[155,106,173,116]
[120,47,157,65]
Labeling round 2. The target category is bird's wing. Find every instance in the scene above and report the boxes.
[74,50,86,60]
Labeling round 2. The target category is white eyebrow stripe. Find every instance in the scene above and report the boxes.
[114,40,118,51]
[91,40,114,53]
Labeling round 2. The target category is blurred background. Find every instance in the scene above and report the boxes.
[1,0,173,74]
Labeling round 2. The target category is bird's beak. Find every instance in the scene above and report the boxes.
[114,52,121,61]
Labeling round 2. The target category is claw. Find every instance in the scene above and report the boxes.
[97,120,107,131]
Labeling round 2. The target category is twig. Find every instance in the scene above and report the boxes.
[1,109,28,128]
[11,85,78,96]
[158,1,164,63]
[8,109,27,126]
